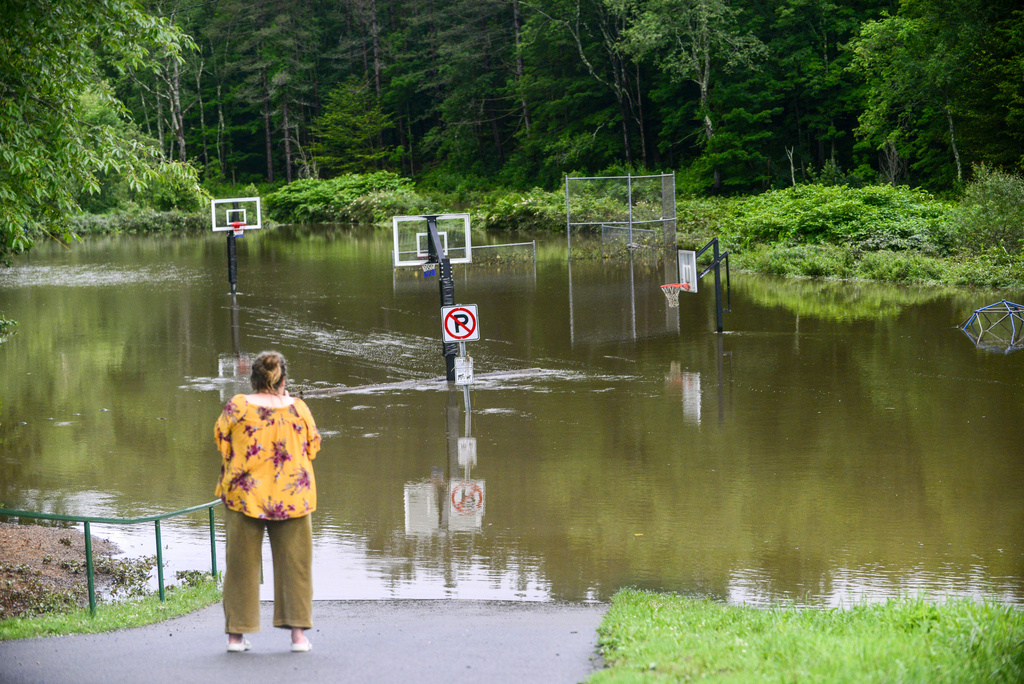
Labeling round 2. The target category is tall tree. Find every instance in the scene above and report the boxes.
[848,0,987,185]
[312,78,395,174]
[0,0,194,264]
[614,0,766,191]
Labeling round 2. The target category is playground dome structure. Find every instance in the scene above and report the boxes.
[959,300,1024,353]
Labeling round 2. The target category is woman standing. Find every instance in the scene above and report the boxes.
[214,351,321,653]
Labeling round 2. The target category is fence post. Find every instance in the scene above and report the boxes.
[208,506,218,578]
[84,521,96,615]
[155,520,165,601]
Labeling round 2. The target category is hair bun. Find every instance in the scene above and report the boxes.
[251,351,288,392]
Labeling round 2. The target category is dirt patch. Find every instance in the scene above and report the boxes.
[0,522,120,619]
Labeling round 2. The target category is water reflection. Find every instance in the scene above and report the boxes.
[215,295,254,403]
[568,254,680,346]
[404,389,485,535]
[1,230,1022,607]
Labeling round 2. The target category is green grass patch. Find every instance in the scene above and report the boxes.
[0,576,221,641]
[592,589,1024,683]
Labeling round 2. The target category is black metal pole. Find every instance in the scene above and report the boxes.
[426,216,457,381]
[227,232,238,295]
[713,239,723,333]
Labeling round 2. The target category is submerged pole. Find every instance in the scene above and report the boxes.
[426,216,457,381]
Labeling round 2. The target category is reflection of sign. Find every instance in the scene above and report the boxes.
[404,482,440,535]
[442,305,480,342]
[458,437,477,467]
[450,480,485,516]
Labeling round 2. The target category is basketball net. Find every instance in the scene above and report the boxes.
[230,221,245,237]
[660,283,690,308]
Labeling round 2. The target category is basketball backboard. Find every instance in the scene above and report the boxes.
[677,249,698,294]
[393,214,472,267]
[211,197,262,231]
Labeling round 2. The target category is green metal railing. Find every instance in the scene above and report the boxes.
[0,500,221,614]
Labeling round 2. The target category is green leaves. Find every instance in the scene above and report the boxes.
[311,78,396,176]
[0,1,193,264]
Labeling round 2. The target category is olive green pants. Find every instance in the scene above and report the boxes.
[222,508,313,634]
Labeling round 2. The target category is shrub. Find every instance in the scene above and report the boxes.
[856,250,945,283]
[737,243,856,279]
[481,187,565,232]
[265,172,416,224]
[735,184,954,253]
[953,165,1024,254]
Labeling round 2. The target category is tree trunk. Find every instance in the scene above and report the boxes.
[946,100,962,182]
[263,68,274,183]
[370,0,382,98]
[155,86,166,158]
[512,0,531,136]
[283,100,293,183]
[171,58,186,162]
[635,63,647,168]
[217,84,226,177]
[196,59,208,172]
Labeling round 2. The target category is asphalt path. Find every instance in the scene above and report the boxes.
[0,600,608,684]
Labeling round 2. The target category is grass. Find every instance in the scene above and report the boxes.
[591,589,1024,683]
[0,577,221,641]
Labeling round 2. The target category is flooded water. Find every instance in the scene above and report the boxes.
[1,226,1022,606]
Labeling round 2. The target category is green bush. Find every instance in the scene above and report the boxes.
[735,184,954,252]
[856,250,945,283]
[481,187,565,232]
[677,197,743,242]
[737,243,856,279]
[265,172,416,224]
[949,251,1024,289]
[344,188,435,224]
[953,165,1024,254]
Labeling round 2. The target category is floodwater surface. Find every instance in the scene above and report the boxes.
[1,227,1022,606]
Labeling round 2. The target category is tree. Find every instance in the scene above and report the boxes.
[613,0,767,192]
[312,78,395,174]
[848,0,985,186]
[0,0,195,264]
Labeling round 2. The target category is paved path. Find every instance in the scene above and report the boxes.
[0,601,607,684]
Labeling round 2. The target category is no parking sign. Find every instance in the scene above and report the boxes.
[441,305,480,342]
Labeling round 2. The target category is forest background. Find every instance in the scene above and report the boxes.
[2,0,1024,314]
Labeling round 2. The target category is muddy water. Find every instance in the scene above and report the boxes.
[1,227,1022,605]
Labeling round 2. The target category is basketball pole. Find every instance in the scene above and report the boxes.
[226,231,238,294]
[425,215,458,382]
[695,237,731,333]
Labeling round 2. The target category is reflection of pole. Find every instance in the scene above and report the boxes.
[627,173,634,248]
[716,332,725,424]
[427,216,457,381]
[629,256,637,340]
[713,240,723,333]
[226,233,238,295]
[230,294,241,357]
[568,259,575,348]
[443,388,460,529]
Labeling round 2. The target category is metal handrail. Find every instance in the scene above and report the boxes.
[0,500,221,614]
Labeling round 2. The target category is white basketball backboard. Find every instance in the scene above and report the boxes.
[211,197,262,231]
[393,214,472,267]
[677,249,698,294]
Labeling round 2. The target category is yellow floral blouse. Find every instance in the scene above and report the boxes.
[214,394,321,520]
